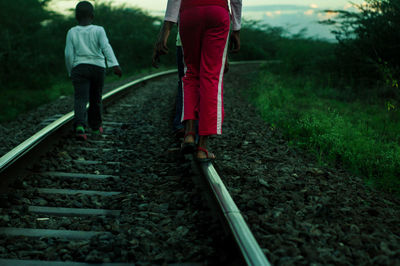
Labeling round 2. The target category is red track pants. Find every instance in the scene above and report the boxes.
[179,5,230,135]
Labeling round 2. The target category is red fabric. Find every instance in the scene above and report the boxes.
[179,5,230,135]
[181,0,228,11]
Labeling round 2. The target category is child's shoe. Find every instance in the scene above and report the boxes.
[92,126,103,135]
[75,126,87,141]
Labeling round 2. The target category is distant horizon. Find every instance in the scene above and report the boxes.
[49,1,365,14]
[48,0,365,40]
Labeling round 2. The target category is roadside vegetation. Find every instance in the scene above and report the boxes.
[0,0,171,122]
[246,0,400,194]
[0,0,398,193]
[0,0,269,122]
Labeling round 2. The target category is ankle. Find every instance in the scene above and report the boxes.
[198,136,208,148]
[183,131,195,143]
[184,120,195,132]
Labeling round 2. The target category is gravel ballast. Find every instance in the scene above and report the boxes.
[0,64,399,265]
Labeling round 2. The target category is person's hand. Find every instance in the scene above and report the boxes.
[229,30,241,53]
[113,66,122,77]
[152,21,174,68]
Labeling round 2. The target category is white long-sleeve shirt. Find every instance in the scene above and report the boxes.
[65,25,119,76]
[164,0,242,31]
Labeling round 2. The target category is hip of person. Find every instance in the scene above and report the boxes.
[180,0,229,12]
[71,63,106,79]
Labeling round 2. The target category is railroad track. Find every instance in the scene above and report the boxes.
[0,63,270,265]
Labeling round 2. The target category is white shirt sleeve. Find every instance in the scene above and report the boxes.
[230,0,242,31]
[164,0,181,23]
[98,27,119,67]
[64,30,74,76]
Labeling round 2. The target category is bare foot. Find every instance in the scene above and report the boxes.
[197,147,216,161]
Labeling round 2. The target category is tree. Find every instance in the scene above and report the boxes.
[0,0,52,90]
[323,0,400,91]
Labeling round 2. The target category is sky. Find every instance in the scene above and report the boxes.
[49,0,366,40]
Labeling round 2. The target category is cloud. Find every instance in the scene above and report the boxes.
[344,3,354,10]
[244,5,312,12]
[304,10,314,16]
[318,10,339,20]
[243,4,351,40]
[265,11,274,17]
[249,6,338,40]
[262,9,299,18]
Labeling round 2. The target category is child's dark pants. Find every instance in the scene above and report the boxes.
[71,64,105,130]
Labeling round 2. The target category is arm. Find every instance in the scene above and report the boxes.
[164,0,181,23]
[230,0,242,53]
[230,0,242,31]
[152,0,181,68]
[152,21,174,68]
[64,30,74,77]
[98,27,121,77]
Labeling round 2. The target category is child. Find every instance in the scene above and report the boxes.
[65,1,122,140]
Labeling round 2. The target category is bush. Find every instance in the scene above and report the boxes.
[0,1,177,122]
[0,0,52,91]
[230,20,283,61]
[93,3,177,70]
[325,0,400,93]
[274,33,338,87]
[249,67,400,194]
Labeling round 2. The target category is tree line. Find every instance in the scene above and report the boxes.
[0,0,169,92]
[0,0,271,94]
[325,0,399,95]
[0,0,398,99]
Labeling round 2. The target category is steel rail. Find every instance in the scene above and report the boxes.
[0,69,177,174]
[195,59,270,265]
[0,62,272,173]
[0,62,270,265]
[198,162,270,266]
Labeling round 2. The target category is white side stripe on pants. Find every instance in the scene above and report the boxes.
[217,33,230,135]
[180,47,187,123]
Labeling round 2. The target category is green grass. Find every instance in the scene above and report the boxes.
[0,78,71,123]
[249,66,400,194]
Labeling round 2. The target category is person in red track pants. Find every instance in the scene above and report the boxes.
[153,0,242,162]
